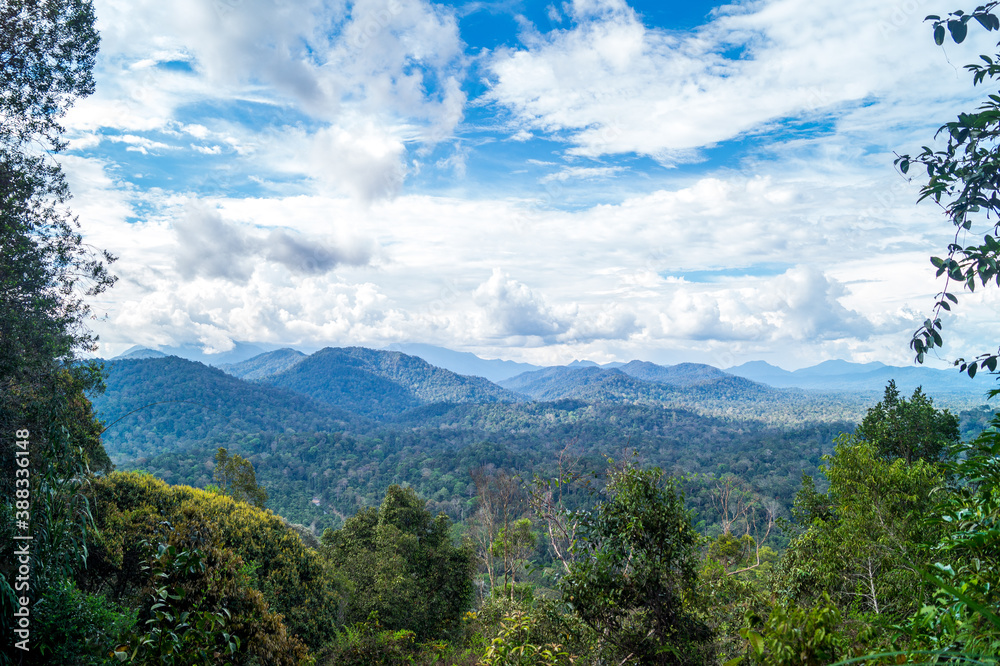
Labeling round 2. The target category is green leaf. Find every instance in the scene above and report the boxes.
[935,23,946,44]
[948,19,968,42]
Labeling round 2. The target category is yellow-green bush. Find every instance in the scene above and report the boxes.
[84,472,345,657]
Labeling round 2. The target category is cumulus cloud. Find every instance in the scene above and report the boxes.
[265,228,372,275]
[655,266,877,344]
[474,269,567,338]
[173,205,257,281]
[66,0,469,202]
[472,269,640,344]
[108,272,404,355]
[304,121,409,201]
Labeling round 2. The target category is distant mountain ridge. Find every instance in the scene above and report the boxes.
[383,343,541,382]
[500,363,777,404]
[254,347,525,418]
[219,348,307,380]
[727,359,990,395]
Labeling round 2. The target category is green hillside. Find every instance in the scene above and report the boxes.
[499,365,872,424]
[260,347,525,418]
[90,356,354,461]
[218,347,307,380]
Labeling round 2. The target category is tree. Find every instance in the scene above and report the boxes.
[489,517,536,599]
[0,0,114,394]
[1,2,115,660]
[0,0,99,151]
[560,463,711,664]
[897,3,1000,377]
[899,414,1000,660]
[855,380,960,464]
[320,485,475,640]
[779,435,944,633]
[213,447,268,509]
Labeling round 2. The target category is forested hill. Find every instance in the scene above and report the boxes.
[124,401,851,534]
[239,346,525,418]
[498,364,871,424]
[90,356,355,461]
[218,347,307,380]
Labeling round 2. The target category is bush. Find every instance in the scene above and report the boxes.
[31,579,134,666]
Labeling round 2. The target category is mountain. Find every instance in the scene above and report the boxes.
[126,399,853,533]
[219,348,307,380]
[618,360,731,386]
[109,341,286,366]
[383,343,541,382]
[728,359,991,396]
[89,356,353,462]
[499,366,664,402]
[260,347,525,418]
[113,346,168,360]
[499,363,881,424]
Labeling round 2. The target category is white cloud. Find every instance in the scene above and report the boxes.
[473,269,568,339]
[486,0,994,162]
[539,165,625,183]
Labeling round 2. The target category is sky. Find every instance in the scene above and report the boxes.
[61,0,1000,370]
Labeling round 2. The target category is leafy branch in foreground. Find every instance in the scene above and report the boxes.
[898,3,1000,377]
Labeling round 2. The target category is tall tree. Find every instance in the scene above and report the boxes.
[320,485,475,640]
[561,463,711,665]
[1,2,115,660]
[855,380,960,464]
[213,447,268,509]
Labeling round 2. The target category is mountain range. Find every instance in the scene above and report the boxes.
[727,359,989,395]
[113,342,995,399]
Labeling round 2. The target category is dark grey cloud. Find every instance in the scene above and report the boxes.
[173,205,372,281]
[265,228,371,275]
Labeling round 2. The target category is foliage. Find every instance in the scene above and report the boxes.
[779,435,943,622]
[897,2,1000,376]
[467,592,592,666]
[0,0,115,401]
[0,0,98,150]
[855,381,960,463]
[0,2,115,660]
[561,463,712,664]
[116,541,240,666]
[489,518,536,596]
[318,614,417,666]
[898,414,1000,662]
[320,484,476,640]
[739,596,849,666]
[481,612,574,666]
[213,447,268,509]
[30,579,134,666]
[84,472,338,657]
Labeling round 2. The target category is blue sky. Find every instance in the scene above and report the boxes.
[61,0,1000,369]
